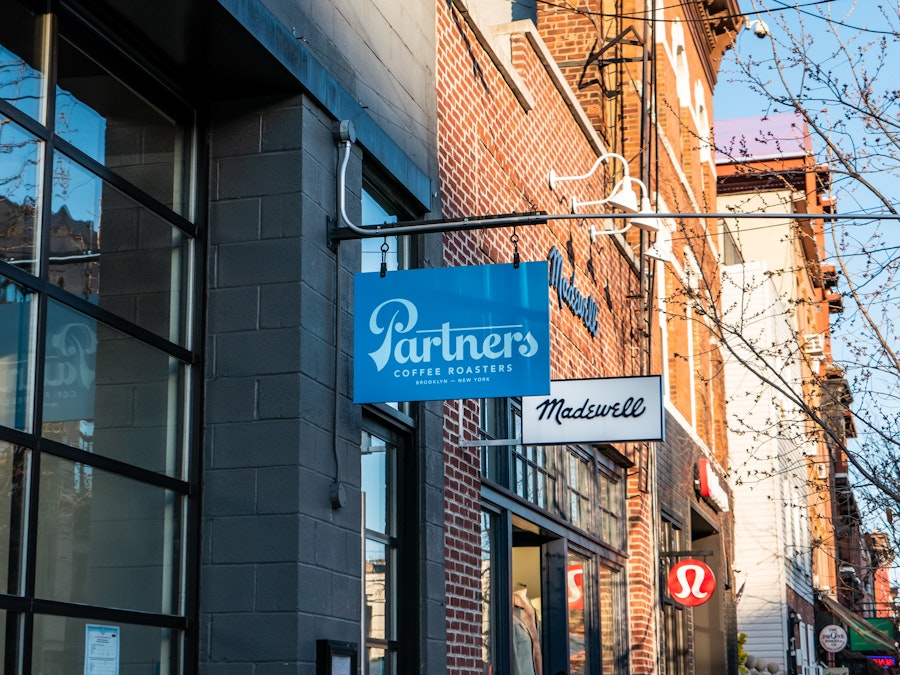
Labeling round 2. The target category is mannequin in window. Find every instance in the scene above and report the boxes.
[513,585,542,675]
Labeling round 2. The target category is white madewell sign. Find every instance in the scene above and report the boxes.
[522,376,664,445]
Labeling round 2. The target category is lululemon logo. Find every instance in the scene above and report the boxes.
[666,559,716,607]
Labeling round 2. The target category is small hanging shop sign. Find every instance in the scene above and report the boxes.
[819,625,848,653]
[353,262,550,403]
[667,559,716,607]
[521,375,664,445]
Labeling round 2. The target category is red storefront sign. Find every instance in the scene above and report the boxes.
[667,559,716,606]
[697,458,730,512]
[568,564,584,610]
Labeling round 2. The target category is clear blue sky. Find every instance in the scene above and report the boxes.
[714,1,900,556]
[714,1,891,122]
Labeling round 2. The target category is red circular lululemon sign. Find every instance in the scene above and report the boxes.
[667,559,716,606]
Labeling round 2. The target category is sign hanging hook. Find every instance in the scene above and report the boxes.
[380,237,390,277]
[511,226,520,269]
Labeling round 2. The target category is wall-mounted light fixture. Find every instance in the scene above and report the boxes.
[586,189,662,242]
[574,176,649,215]
[645,231,673,263]
[549,153,662,241]
[745,18,770,38]
[548,152,628,192]
[549,153,643,214]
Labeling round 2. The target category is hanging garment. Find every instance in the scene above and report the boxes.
[513,591,542,675]
[513,609,536,675]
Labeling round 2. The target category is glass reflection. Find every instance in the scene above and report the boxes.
[361,189,399,273]
[49,154,189,343]
[0,117,42,273]
[513,442,556,513]
[481,511,496,673]
[367,645,392,675]
[49,154,100,297]
[35,454,181,614]
[567,552,589,675]
[362,433,393,534]
[0,277,34,431]
[42,299,185,478]
[365,539,391,640]
[33,614,179,675]
[567,452,591,531]
[55,35,189,215]
[0,442,29,595]
[362,429,398,674]
[600,566,628,675]
[0,2,45,122]
[600,474,624,549]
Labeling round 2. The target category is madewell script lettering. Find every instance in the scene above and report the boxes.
[367,298,539,372]
[548,246,599,337]
[533,396,646,425]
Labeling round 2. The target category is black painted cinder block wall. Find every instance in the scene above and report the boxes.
[202,93,364,673]
[200,92,447,674]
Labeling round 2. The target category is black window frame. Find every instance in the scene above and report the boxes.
[479,397,627,548]
[661,517,689,675]
[478,397,630,675]
[360,408,419,675]
[0,1,204,672]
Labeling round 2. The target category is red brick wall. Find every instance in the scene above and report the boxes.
[438,3,646,672]
[437,0,735,672]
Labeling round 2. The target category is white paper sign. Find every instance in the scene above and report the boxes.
[85,624,120,675]
[332,655,352,675]
[522,376,664,445]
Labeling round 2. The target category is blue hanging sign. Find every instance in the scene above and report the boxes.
[354,262,550,403]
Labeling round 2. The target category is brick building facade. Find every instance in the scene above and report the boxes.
[0,0,744,673]
[438,1,741,674]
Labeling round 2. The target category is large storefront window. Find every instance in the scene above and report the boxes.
[362,429,399,674]
[361,416,417,675]
[479,398,629,675]
[0,2,198,672]
[567,551,590,675]
[599,565,628,675]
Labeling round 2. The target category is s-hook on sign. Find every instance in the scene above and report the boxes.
[353,262,550,404]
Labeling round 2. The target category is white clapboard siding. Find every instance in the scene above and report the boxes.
[723,261,815,667]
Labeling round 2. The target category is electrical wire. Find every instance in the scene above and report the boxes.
[538,0,899,38]
[767,0,900,36]
[534,0,836,24]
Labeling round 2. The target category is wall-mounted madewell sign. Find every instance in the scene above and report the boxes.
[547,246,600,337]
[521,376,664,445]
[353,262,550,404]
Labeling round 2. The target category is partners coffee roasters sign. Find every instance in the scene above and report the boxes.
[353,262,550,404]
[521,376,664,445]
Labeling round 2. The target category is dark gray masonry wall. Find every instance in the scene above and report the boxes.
[202,93,364,673]
[201,92,446,673]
